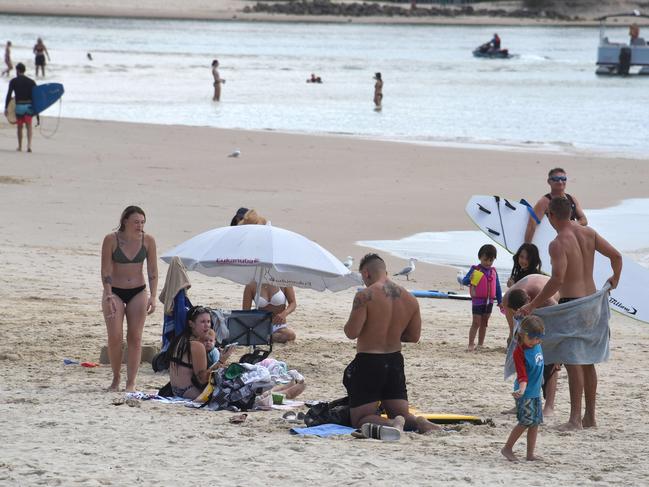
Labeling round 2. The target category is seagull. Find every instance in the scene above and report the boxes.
[343,256,354,269]
[228,149,241,158]
[394,258,417,281]
[457,270,466,287]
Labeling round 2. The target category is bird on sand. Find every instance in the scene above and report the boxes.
[394,258,417,281]
[228,149,241,158]
[343,256,354,269]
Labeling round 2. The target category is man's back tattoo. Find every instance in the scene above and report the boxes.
[353,290,372,310]
[382,281,401,299]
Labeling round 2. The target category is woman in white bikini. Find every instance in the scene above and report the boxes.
[101,206,158,392]
[242,282,297,343]
[239,209,297,343]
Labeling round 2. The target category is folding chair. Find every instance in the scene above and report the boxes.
[225,310,273,364]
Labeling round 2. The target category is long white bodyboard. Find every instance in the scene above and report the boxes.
[465,194,648,324]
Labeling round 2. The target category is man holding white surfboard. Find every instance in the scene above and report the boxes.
[4,63,36,152]
[518,197,622,431]
[524,167,587,244]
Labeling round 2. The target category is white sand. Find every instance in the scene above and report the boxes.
[1,117,648,485]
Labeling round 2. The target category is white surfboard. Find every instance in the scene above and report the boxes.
[465,194,649,324]
[5,98,16,124]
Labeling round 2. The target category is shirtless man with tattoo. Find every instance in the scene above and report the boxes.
[518,197,622,430]
[343,253,439,434]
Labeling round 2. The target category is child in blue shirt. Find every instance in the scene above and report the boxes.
[462,244,503,351]
[501,315,545,462]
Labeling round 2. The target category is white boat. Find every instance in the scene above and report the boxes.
[596,10,649,75]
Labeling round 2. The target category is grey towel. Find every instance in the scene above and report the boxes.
[505,284,611,379]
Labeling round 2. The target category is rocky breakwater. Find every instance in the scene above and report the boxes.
[243,0,578,20]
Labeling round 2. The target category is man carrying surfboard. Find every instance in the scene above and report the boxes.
[4,63,36,153]
[518,197,622,431]
[342,253,440,438]
[524,168,587,244]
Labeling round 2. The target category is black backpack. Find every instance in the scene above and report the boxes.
[304,397,351,427]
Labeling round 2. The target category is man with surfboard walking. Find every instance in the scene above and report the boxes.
[518,197,622,431]
[524,168,587,244]
[4,63,36,153]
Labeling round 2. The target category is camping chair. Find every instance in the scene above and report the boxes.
[225,310,273,364]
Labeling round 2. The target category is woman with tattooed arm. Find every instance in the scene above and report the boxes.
[101,206,158,392]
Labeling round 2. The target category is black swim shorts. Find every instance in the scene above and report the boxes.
[343,351,408,408]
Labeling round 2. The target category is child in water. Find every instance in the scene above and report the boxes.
[501,315,545,462]
[462,244,503,351]
[507,243,542,287]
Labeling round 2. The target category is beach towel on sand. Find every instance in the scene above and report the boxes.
[290,424,355,437]
[505,284,611,380]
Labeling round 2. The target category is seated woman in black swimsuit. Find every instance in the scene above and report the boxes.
[101,206,158,392]
[168,306,235,399]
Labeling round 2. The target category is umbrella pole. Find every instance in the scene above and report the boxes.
[253,266,265,310]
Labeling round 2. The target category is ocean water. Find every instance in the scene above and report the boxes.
[1,14,648,156]
[359,199,649,277]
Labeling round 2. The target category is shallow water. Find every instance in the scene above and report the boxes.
[1,15,648,156]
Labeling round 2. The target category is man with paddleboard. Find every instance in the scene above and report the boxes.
[4,63,36,153]
[518,197,622,431]
[524,167,587,244]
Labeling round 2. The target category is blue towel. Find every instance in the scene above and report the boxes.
[290,424,355,437]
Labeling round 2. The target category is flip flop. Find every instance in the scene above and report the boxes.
[282,411,305,423]
[229,413,247,424]
[360,423,401,442]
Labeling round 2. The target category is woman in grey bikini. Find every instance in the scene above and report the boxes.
[101,206,158,392]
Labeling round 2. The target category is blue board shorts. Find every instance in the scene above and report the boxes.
[14,103,34,125]
[516,397,543,426]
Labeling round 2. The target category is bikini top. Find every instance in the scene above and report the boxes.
[112,233,147,264]
[255,288,287,308]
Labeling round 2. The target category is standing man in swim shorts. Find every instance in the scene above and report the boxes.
[342,253,439,434]
[524,167,587,244]
[4,63,36,152]
[212,59,225,102]
[518,197,622,431]
[373,72,383,110]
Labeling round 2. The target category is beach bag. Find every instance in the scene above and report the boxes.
[304,397,351,427]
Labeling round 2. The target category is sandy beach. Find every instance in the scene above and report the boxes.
[1,115,649,485]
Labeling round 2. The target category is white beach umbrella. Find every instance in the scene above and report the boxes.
[160,224,362,298]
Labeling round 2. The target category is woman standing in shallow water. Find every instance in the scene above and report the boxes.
[101,206,158,392]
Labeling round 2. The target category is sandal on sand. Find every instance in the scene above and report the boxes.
[282,411,305,423]
[229,413,248,424]
[360,423,401,442]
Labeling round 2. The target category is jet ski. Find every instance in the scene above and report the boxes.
[473,43,513,59]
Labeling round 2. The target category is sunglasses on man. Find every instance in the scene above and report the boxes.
[549,176,567,182]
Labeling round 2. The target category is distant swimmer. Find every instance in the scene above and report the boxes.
[212,59,226,102]
[33,37,50,78]
[87,52,93,61]
[1,41,12,77]
[306,73,322,83]
[373,72,383,110]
